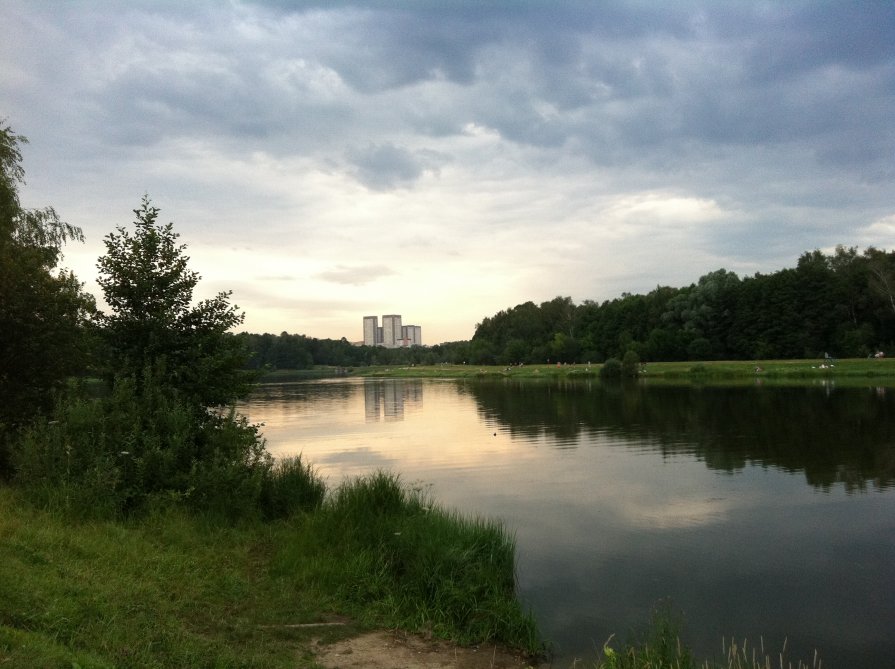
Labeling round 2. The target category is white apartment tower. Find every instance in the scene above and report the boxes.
[363,316,381,346]
[363,314,422,348]
[382,314,402,348]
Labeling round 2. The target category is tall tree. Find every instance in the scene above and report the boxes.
[95,195,250,407]
[866,247,895,317]
[0,123,93,437]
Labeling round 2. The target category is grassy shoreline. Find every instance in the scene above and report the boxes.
[0,472,539,668]
[0,482,827,669]
[340,357,895,385]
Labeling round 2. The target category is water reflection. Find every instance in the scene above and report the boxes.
[241,379,895,667]
[364,379,423,422]
[464,380,895,492]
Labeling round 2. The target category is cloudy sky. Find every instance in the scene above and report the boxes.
[3,1,894,343]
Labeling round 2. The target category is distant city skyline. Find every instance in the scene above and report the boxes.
[363,314,422,348]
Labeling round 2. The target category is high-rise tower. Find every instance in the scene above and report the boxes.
[363,316,379,346]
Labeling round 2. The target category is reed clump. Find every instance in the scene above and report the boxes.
[276,471,541,654]
[597,611,822,669]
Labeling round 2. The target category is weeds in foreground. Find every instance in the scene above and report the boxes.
[714,637,822,669]
[597,609,822,669]
[276,471,542,655]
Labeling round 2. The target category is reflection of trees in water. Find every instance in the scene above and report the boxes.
[464,380,895,492]
[248,381,356,406]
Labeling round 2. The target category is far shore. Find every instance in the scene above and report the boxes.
[257,357,895,386]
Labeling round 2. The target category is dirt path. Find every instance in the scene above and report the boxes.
[312,629,548,669]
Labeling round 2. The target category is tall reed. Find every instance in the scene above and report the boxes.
[276,471,542,654]
[597,610,822,669]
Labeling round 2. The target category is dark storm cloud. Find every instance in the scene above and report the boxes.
[12,1,892,180]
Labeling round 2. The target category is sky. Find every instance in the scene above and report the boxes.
[2,1,894,344]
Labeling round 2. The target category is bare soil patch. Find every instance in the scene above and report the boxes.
[312,629,547,669]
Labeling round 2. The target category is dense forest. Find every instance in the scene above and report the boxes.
[240,247,895,369]
[470,249,895,365]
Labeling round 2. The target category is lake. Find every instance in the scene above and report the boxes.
[241,377,895,667]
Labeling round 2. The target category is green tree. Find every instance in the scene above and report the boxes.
[622,349,641,376]
[95,195,250,407]
[866,247,895,317]
[0,124,93,444]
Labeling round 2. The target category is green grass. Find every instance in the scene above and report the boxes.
[276,471,540,652]
[0,486,334,668]
[347,357,895,385]
[0,471,540,668]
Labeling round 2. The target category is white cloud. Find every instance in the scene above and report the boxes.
[858,214,895,248]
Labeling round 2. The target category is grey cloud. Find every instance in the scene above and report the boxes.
[14,0,892,185]
[345,142,445,190]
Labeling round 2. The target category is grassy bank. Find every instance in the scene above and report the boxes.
[346,357,895,384]
[0,472,539,668]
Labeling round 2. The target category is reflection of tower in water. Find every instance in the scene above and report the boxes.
[363,379,423,422]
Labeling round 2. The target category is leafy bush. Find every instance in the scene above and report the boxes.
[11,374,322,521]
[600,358,623,379]
[622,349,641,377]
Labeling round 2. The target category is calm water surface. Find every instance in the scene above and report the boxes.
[242,378,895,667]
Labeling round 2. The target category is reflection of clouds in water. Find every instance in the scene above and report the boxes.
[242,379,895,668]
[623,496,730,530]
[318,447,397,469]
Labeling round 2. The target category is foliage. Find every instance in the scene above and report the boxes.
[600,358,623,380]
[276,471,541,653]
[0,124,93,470]
[96,195,251,408]
[467,246,895,365]
[237,330,475,370]
[622,349,641,377]
[12,376,323,521]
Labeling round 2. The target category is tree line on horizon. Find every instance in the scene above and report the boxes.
[471,248,895,365]
[239,247,895,369]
